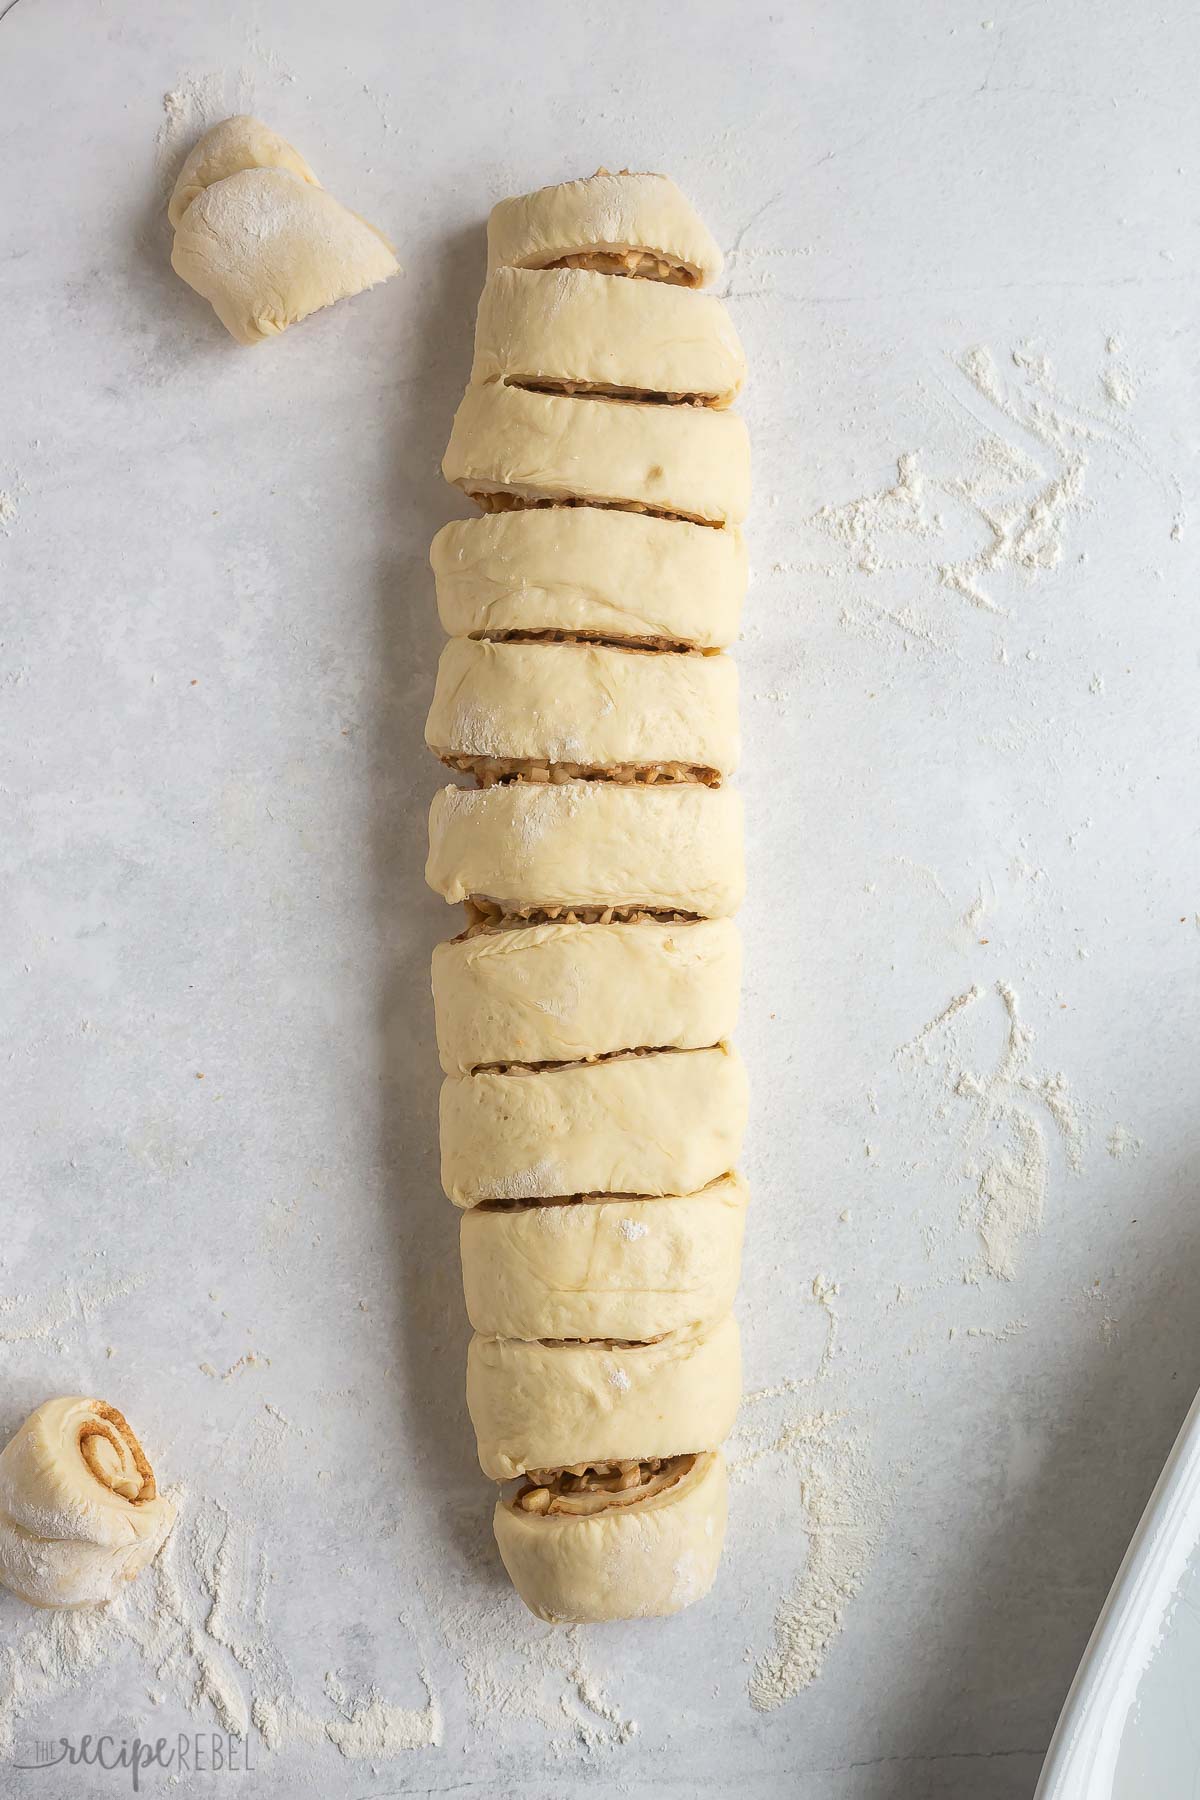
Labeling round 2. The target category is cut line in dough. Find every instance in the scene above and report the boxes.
[472,266,744,406]
[467,1313,741,1480]
[425,635,739,784]
[443,382,751,527]
[461,1173,748,1341]
[430,507,747,651]
[433,914,741,1076]
[439,1041,748,1208]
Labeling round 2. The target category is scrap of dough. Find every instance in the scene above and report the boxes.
[460,1174,749,1340]
[426,780,745,918]
[168,117,397,345]
[440,1043,748,1208]
[0,1397,176,1609]
[429,507,747,649]
[494,1448,728,1623]
[443,381,751,525]
[425,637,739,774]
[472,266,744,403]
[467,1314,741,1480]
[167,114,319,229]
[487,171,723,287]
[433,916,741,1076]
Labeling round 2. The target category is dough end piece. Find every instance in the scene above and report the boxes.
[494,1449,728,1622]
[167,114,320,229]
[168,120,398,345]
[0,1396,176,1609]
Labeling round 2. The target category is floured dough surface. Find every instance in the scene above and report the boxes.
[168,116,397,344]
[461,1175,749,1340]
[472,265,744,404]
[486,171,723,287]
[430,506,747,649]
[494,1449,728,1622]
[425,636,739,776]
[440,1043,748,1207]
[0,1397,176,1609]
[433,916,741,1075]
[443,381,751,526]
[426,779,745,918]
[167,113,320,229]
[467,1314,741,1479]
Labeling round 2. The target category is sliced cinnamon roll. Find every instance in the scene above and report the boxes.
[430,507,747,651]
[442,382,751,527]
[486,170,723,288]
[432,915,741,1076]
[439,1042,748,1208]
[461,1173,748,1341]
[0,1397,176,1608]
[425,780,745,920]
[472,266,744,406]
[425,637,739,786]
[466,1313,740,1480]
[494,1448,728,1623]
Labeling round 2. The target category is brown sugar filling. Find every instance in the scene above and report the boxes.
[469,490,722,529]
[78,1403,158,1504]
[513,1454,696,1516]
[544,249,697,287]
[505,376,719,408]
[471,1042,707,1077]
[438,753,720,789]
[474,626,706,654]
[461,901,701,937]
[476,1173,730,1215]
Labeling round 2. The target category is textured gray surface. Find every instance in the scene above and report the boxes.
[1,0,1197,1794]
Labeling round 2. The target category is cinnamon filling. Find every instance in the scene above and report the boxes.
[472,1042,704,1076]
[461,901,700,937]
[544,249,697,287]
[513,1454,696,1516]
[469,490,722,529]
[505,376,717,408]
[474,627,703,655]
[78,1403,157,1503]
[476,1173,728,1214]
[440,754,720,789]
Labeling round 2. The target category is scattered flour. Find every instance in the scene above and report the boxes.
[1107,1124,1143,1160]
[0,1274,148,1348]
[728,1401,889,1711]
[897,980,1086,1281]
[254,1672,442,1759]
[425,1575,637,1758]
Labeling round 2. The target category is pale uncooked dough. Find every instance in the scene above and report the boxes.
[425,636,739,775]
[429,507,747,649]
[493,1449,728,1623]
[425,779,745,918]
[460,1174,749,1340]
[442,381,751,525]
[439,1043,748,1208]
[0,1397,176,1609]
[472,265,744,403]
[167,114,319,229]
[430,166,748,1623]
[466,1314,741,1479]
[432,916,741,1076]
[168,116,398,345]
[486,171,723,287]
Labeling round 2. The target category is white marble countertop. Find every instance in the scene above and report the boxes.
[1,1,1197,1795]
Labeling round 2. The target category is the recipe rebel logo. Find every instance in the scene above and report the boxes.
[12,1731,255,1788]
